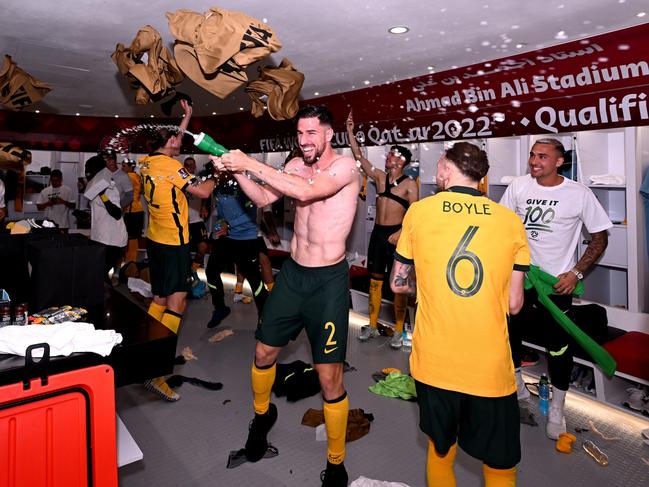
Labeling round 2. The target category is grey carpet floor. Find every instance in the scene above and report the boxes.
[116,283,649,486]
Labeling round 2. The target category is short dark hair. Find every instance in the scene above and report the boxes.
[295,105,333,128]
[50,169,63,179]
[391,145,412,165]
[102,150,117,161]
[85,155,106,181]
[533,138,565,158]
[444,142,489,182]
[184,156,196,164]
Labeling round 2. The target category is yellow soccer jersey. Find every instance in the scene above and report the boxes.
[125,171,143,213]
[139,153,191,246]
[396,186,530,397]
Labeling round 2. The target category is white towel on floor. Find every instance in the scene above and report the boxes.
[0,322,123,357]
[350,477,411,487]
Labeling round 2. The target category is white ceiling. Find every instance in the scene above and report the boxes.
[1,0,648,117]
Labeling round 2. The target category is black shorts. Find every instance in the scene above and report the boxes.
[367,224,401,276]
[189,221,208,252]
[415,381,520,469]
[123,211,144,239]
[257,258,350,364]
[146,239,191,297]
[255,236,268,255]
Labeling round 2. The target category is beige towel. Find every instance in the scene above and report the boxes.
[167,7,282,98]
[0,55,52,110]
[246,58,304,120]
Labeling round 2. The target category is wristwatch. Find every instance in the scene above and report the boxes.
[570,268,584,280]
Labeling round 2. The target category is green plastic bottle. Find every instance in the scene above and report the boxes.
[192,132,229,156]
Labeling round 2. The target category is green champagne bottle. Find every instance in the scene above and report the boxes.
[192,132,229,156]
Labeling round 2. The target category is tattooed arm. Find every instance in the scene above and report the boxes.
[554,230,608,295]
[390,260,416,296]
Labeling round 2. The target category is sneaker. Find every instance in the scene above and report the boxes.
[358,326,380,341]
[207,306,231,328]
[244,403,278,462]
[623,387,648,411]
[320,461,348,487]
[390,333,403,349]
[521,349,540,367]
[546,407,567,439]
[233,293,253,304]
[144,377,180,402]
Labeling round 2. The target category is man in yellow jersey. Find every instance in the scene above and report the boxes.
[138,99,215,401]
[391,142,529,487]
[122,158,144,263]
[213,105,359,487]
[346,109,419,348]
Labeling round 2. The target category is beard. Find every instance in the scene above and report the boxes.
[301,144,323,165]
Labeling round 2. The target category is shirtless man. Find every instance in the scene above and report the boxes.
[346,109,419,348]
[212,105,359,487]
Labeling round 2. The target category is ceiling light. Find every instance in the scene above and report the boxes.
[150,115,154,118]
[114,115,119,118]
[75,112,80,116]
[212,111,217,115]
[314,91,319,96]
[638,12,647,17]
[35,110,40,113]
[388,26,409,34]
[239,107,244,111]
[516,43,527,48]
[427,66,435,70]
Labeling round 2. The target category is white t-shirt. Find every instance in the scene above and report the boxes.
[500,174,612,276]
[86,178,127,247]
[96,167,133,208]
[37,185,74,228]
[186,192,203,224]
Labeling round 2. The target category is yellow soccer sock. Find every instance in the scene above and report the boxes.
[266,282,274,291]
[483,464,516,487]
[251,361,276,415]
[393,293,408,334]
[427,440,457,487]
[235,282,244,294]
[324,392,349,465]
[191,261,201,270]
[160,309,182,334]
[369,278,383,328]
[147,302,165,321]
[125,239,138,263]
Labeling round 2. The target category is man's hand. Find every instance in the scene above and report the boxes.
[346,109,354,133]
[553,271,579,295]
[220,150,252,173]
[209,156,227,172]
[180,99,192,119]
[388,229,401,245]
[213,222,229,239]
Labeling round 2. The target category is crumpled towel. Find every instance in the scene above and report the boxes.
[589,174,625,186]
[369,371,417,400]
[350,476,411,487]
[127,277,152,298]
[0,55,52,110]
[245,58,304,120]
[209,329,234,343]
[0,322,123,357]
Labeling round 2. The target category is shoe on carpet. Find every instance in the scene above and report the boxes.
[233,293,253,304]
[389,333,403,349]
[623,386,648,411]
[244,403,278,462]
[207,306,231,328]
[143,377,180,402]
[320,461,348,487]
[358,326,380,341]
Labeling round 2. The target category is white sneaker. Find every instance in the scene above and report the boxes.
[390,333,403,349]
[623,387,647,411]
[516,371,531,401]
[358,326,380,341]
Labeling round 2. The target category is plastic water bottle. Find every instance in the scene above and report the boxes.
[189,131,229,156]
[402,320,413,353]
[538,374,550,416]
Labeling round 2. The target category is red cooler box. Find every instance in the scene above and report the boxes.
[0,344,117,487]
